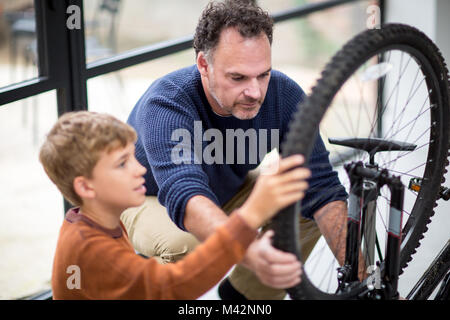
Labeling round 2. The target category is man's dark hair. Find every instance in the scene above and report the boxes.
[193,0,274,58]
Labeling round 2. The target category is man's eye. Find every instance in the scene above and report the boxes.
[232,76,244,81]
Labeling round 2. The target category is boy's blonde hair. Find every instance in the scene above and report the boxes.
[39,111,137,206]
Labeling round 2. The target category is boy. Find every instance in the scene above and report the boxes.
[39,111,310,299]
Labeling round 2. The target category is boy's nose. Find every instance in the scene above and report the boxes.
[133,158,147,176]
[138,163,147,176]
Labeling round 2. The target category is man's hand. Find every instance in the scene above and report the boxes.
[241,230,302,289]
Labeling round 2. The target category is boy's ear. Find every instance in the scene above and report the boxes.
[73,176,96,200]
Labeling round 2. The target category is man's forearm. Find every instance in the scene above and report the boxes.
[184,195,229,241]
[313,200,348,266]
[314,200,367,279]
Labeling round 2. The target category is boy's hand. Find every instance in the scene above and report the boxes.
[239,154,311,229]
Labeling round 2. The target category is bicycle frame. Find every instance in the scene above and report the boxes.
[339,161,404,299]
[406,239,450,300]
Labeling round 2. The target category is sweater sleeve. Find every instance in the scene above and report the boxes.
[301,134,348,219]
[58,211,257,300]
[133,79,220,230]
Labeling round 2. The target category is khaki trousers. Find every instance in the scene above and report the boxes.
[120,169,322,300]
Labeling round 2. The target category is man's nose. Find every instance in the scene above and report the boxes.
[244,79,261,100]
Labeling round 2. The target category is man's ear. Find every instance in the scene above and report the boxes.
[196,51,210,77]
[73,176,96,200]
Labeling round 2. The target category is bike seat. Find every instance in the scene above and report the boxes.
[329,137,417,164]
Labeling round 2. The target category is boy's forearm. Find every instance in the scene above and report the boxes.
[160,211,258,299]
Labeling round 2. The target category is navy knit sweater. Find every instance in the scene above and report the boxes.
[128,65,347,230]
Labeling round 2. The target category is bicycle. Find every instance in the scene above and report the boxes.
[272,23,450,300]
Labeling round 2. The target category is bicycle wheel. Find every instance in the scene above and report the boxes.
[272,24,450,299]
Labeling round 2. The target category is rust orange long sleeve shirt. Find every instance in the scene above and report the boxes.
[51,207,257,299]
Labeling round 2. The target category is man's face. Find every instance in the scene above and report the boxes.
[198,28,272,120]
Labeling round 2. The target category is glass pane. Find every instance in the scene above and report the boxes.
[0,91,63,299]
[83,0,211,63]
[272,0,375,93]
[87,0,377,150]
[259,0,304,13]
[270,0,377,153]
[87,49,196,120]
[0,0,39,88]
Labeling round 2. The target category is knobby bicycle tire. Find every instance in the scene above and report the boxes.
[272,24,450,299]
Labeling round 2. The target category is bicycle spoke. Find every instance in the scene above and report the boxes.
[384,163,426,177]
[379,193,411,216]
[394,66,422,136]
[382,77,427,140]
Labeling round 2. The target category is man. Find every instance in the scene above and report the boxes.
[122,0,348,299]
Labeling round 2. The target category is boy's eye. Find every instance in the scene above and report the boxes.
[118,160,127,168]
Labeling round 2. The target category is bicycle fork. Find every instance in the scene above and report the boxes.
[339,161,404,299]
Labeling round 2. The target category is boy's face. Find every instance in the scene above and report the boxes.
[87,142,147,212]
